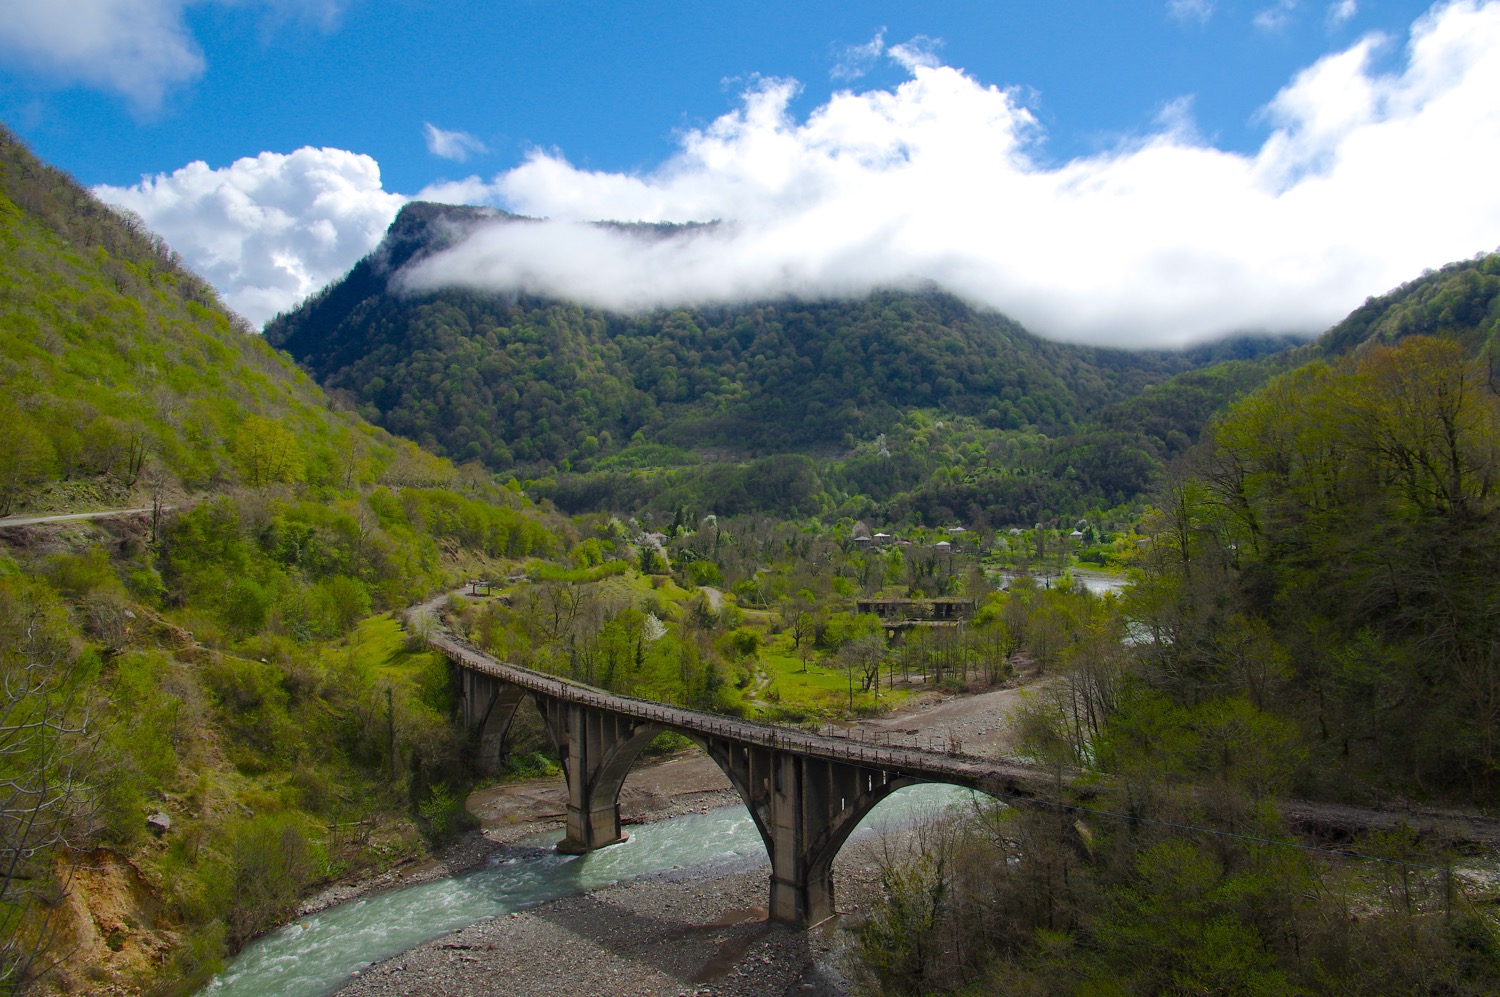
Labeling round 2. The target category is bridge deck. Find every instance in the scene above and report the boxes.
[428,632,1043,794]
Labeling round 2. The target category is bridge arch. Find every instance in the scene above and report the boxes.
[467,688,947,926]
[475,683,533,771]
[676,733,934,925]
[800,775,924,915]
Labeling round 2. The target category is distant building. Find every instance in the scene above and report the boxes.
[855,597,977,633]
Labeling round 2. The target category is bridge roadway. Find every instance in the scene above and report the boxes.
[426,629,1048,927]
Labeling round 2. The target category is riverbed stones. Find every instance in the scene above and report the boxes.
[332,858,872,997]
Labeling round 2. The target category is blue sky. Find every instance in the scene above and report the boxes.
[3,1,1499,345]
[3,1,1434,188]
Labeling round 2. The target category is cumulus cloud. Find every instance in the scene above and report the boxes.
[397,0,1500,348]
[887,35,943,72]
[0,0,345,108]
[0,0,204,109]
[95,148,406,325]
[423,122,488,162]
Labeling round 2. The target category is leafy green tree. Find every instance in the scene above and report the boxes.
[211,815,318,948]
[0,410,53,515]
[233,415,305,488]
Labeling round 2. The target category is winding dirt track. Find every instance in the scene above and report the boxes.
[0,506,160,527]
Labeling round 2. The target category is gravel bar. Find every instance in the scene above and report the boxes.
[330,828,890,997]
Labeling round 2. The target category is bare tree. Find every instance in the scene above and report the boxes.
[0,579,96,993]
[838,634,888,709]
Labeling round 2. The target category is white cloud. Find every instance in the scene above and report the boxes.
[396,0,1500,348]
[423,123,488,162]
[0,0,344,108]
[99,1,1500,348]
[887,36,943,72]
[0,0,204,109]
[95,148,406,326]
[414,176,501,205]
[831,30,885,82]
[1328,0,1359,27]
[1154,95,1203,142]
[1255,0,1302,32]
[1168,0,1216,24]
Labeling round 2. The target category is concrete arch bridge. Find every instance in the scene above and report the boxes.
[427,630,1045,927]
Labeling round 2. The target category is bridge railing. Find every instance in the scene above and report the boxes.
[428,631,1024,786]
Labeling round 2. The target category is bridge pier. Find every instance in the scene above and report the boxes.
[543,700,661,853]
[456,666,664,849]
[457,668,531,775]
[707,741,915,927]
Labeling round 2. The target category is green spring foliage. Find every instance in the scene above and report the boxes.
[0,481,566,993]
[0,124,414,515]
[850,292,1500,995]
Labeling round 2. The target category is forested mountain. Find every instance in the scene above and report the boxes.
[7,124,1500,997]
[1318,253,1500,357]
[270,205,1289,471]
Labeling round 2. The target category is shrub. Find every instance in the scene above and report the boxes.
[212,814,319,948]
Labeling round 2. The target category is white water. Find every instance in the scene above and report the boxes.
[203,783,978,997]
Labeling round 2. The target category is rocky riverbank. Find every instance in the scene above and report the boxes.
[314,684,1036,997]
[317,753,903,997]
[321,800,896,997]
[329,859,885,997]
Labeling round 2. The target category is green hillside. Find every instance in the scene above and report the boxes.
[1318,253,1500,357]
[0,128,571,995]
[841,266,1500,997]
[8,119,1500,996]
[0,124,422,515]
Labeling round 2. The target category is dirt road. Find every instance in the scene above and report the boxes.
[0,506,160,527]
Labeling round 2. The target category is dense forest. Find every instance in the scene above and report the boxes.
[845,275,1500,995]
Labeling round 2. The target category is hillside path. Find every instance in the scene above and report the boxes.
[0,506,161,527]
